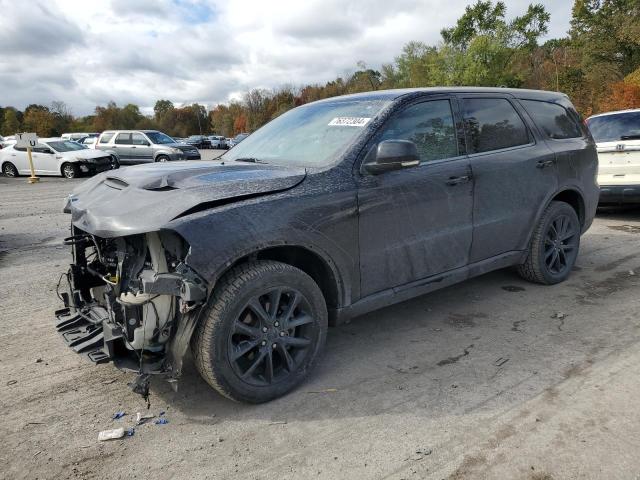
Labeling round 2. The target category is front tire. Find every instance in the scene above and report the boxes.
[61,163,79,179]
[193,260,328,403]
[518,201,580,284]
[156,155,169,163]
[2,162,18,177]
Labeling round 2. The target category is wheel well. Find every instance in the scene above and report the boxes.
[551,189,585,227]
[227,246,341,311]
[60,162,75,175]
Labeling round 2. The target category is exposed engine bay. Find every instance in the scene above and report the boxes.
[55,226,208,399]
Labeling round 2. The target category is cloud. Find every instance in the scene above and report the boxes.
[0,0,573,115]
[0,1,84,56]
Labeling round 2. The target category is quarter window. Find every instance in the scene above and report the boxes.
[115,133,132,145]
[378,99,459,162]
[99,133,114,144]
[463,98,530,153]
[520,100,582,139]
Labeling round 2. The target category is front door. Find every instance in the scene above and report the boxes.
[130,133,154,162]
[459,95,558,262]
[32,145,59,174]
[357,97,474,297]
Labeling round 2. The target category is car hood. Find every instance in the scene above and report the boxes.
[65,149,111,159]
[65,160,306,237]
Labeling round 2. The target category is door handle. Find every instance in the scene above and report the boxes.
[536,159,555,168]
[446,175,471,186]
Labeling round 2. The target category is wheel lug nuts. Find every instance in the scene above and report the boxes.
[262,327,268,333]
[272,343,277,349]
[274,321,279,327]
[280,331,286,337]
[261,340,267,346]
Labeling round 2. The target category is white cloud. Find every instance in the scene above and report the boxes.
[0,0,573,115]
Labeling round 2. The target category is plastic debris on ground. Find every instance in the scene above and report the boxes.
[155,418,169,425]
[112,411,126,420]
[136,412,155,425]
[98,427,125,441]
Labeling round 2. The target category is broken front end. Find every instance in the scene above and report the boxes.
[55,227,208,397]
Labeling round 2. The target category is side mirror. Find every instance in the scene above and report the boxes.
[144,141,150,146]
[362,140,420,175]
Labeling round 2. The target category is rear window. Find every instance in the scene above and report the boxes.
[587,111,640,143]
[521,100,583,139]
[99,133,114,144]
[462,98,530,153]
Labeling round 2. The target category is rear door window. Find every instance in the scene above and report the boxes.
[115,133,132,145]
[462,98,530,153]
[587,111,640,143]
[520,100,582,139]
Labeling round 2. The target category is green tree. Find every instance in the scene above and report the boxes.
[2,108,21,136]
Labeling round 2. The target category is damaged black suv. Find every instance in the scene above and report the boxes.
[56,88,598,403]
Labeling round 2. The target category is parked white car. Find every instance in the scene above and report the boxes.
[208,135,228,149]
[80,136,98,148]
[0,138,118,178]
[586,109,640,204]
[61,132,98,141]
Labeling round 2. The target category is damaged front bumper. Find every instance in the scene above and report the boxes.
[55,226,208,397]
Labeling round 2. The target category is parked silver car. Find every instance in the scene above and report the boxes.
[95,130,201,164]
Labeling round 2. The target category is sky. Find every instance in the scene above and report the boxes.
[0,0,574,116]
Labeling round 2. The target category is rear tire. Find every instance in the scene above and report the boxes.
[61,163,79,179]
[518,201,580,285]
[192,260,328,403]
[2,162,18,177]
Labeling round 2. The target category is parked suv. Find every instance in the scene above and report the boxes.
[56,88,598,403]
[95,130,201,164]
[586,109,640,204]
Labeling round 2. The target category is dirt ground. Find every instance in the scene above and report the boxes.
[1,170,640,480]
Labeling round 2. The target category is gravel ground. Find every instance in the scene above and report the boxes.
[1,163,640,480]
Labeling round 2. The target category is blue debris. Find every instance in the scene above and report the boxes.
[155,418,169,425]
[112,411,126,420]
[126,427,135,436]
[159,411,165,416]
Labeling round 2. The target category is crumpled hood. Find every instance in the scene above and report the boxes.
[70,149,113,160]
[65,160,306,237]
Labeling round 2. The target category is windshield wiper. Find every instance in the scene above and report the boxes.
[620,134,640,140]
[235,157,268,164]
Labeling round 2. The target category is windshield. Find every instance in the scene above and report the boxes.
[587,111,640,143]
[145,131,176,144]
[46,141,87,152]
[224,99,391,167]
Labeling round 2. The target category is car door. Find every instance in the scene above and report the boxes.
[131,132,154,162]
[113,133,133,163]
[459,95,558,262]
[32,144,59,174]
[8,146,29,174]
[357,96,473,297]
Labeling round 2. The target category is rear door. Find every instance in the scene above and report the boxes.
[113,133,133,163]
[459,95,558,262]
[357,96,474,296]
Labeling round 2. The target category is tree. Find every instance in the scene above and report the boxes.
[1,108,20,136]
[154,99,174,120]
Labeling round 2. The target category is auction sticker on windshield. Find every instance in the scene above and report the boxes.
[328,117,371,127]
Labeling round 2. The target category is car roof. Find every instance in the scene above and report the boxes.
[310,87,568,105]
[586,108,640,120]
